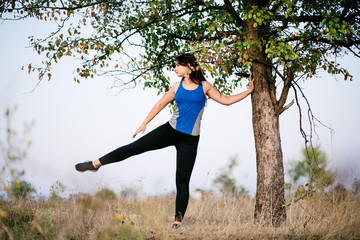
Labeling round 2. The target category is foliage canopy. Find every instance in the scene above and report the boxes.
[1,0,359,94]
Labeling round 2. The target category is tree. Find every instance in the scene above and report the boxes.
[213,155,248,196]
[287,146,334,190]
[1,0,359,226]
[0,107,36,199]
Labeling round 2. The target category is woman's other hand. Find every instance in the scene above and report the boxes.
[133,123,147,138]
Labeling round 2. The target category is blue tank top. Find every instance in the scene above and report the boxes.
[169,81,206,136]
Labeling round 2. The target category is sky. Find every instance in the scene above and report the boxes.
[0,18,359,198]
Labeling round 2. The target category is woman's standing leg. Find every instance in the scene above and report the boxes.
[174,137,199,223]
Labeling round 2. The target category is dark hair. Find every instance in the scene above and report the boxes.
[175,53,206,85]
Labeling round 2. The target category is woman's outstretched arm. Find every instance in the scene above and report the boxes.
[132,82,179,138]
[204,74,254,106]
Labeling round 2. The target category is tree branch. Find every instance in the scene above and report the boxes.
[169,30,241,42]
[276,67,294,115]
[273,14,323,23]
[284,36,360,48]
[223,0,244,28]
[235,72,250,78]
[274,9,359,24]
[278,99,294,115]
[291,80,333,148]
[252,59,286,81]
[1,0,111,14]
[346,46,360,58]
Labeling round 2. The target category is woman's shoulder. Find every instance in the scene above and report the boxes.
[202,80,211,86]
[172,81,181,87]
[170,81,181,93]
[172,81,181,89]
[201,81,214,91]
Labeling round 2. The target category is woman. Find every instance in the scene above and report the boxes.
[75,53,254,228]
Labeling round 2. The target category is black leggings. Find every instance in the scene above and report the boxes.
[99,122,200,222]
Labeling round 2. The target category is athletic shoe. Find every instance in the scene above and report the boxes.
[75,161,99,172]
[172,222,181,229]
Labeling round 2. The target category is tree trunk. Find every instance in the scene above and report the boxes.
[251,63,286,227]
[243,0,286,226]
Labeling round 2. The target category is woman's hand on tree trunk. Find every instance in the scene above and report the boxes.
[249,73,254,93]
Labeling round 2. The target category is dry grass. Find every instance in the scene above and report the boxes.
[0,191,359,240]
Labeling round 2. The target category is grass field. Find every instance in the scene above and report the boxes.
[1,190,359,240]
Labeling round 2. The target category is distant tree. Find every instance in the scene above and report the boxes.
[287,146,334,190]
[213,155,248,196]
[1,0,359,226]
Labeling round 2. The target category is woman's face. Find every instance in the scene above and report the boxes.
[174,61,190,78]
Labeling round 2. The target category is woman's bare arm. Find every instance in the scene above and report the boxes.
[204,74,254,106]
[132,82,179,138]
